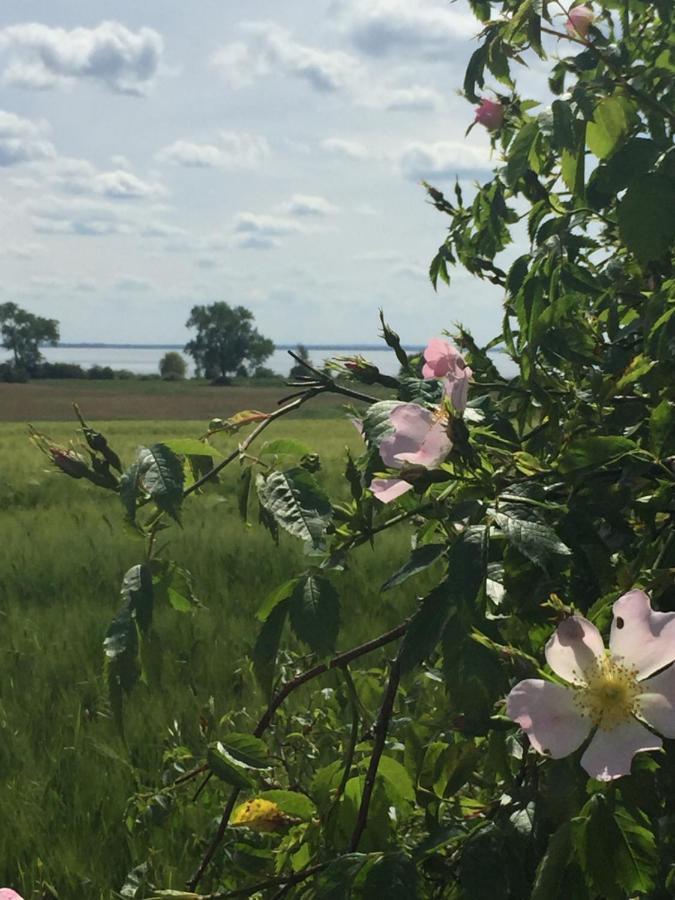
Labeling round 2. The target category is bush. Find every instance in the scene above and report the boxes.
[159,351,187,380]
[0,362,28,383]
[87,365,115,380]
[35,362,86,379]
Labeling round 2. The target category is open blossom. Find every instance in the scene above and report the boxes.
[0,890,25,900]
[474,99,504,131]
[422,338,472,413]
[370,403,452,503]
[507,590,675,781]
[566,5,594,37]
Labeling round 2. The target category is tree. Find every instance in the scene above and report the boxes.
[159,351,187,380]
[0,302,59,375]
[184,302,274,381]
[289,343,312,378]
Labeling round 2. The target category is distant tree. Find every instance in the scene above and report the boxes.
[184,302,274,382]
[159,351,187,380]
[0,302,59,375]
[289,343,312,378]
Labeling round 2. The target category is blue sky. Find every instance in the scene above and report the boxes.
[0,0,510,346]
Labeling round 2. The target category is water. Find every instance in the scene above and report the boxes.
[40,344,422,378]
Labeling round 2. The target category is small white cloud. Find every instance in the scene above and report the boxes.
[233,212,301,237]
[338,0,477,59]
[213,22,358,93]
[48,159,165,200]
[0,21,164,95]
[156,130,271,169]
[397,140,491,181]
[233,232,281,250]
[0,109,55,166]
[27,193,179,238]
[279,194,339,217]
[114,275,153,291]
[364,84,442,112]
[320,137,371,160]
[1,241,44,259]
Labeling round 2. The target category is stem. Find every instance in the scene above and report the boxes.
[203,862,327,899]
[186,619,410,891]
[349,654,402,851]
[286,349,382,404]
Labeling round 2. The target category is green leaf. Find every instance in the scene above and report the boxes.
[506,122,539,185]
[398,582,454,675]
[126,444,184,522]
[587,138,659,209]
[258,790,317,820]
[119,459,142,525]
[218,733,270,769]
[557,435,637,474]
[586,95,634,159]
[289,574,340,656]
[551,100,577,152]
[206,742,256,789]
[260,438,313,457]
[361,852,418,899]
[237,465,252,523]
[365,755,415,803]
[256,577,300,622]
[252,600,288,696]
[308,853,369,899]
[120,563,154,634]
[650,399,674,457]
[360,400,400,449]
[618,174,675,264]
[381,543,446,592]
[492,511,570,569]
[161,438,220,458]
[531,822,573,900]
[256,468,332,549]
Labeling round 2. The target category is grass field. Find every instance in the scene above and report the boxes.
[0,396,432,898]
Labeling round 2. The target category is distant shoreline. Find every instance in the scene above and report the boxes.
[55,342,426,351]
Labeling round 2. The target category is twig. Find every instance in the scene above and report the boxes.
[186,619,409,891]
[286,350,381,404]
[348,653,402,851]
[200,862,327,899]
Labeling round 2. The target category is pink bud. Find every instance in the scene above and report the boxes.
[474,99,504,131]
[422,338,472,413]
[566,5,593,37]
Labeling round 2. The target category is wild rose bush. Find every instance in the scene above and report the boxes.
[26,1,674,898]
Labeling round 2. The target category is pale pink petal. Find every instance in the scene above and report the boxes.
[580,718,662,781]
[422,361,438,378]
[545,615,605,684]
[443,367,472,414]
[394,419,451,467]
[0,891,25,900]
[609,589,675,678]
[506,679,591,757]
[424,337,453,366]
[379,404,435,467]
[638,664,675,738]
[422,338,463,378]
[370,478,413,503]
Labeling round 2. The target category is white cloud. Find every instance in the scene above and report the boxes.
[279,194,339,217]
[27,193,179,238]
[212,22,357,93]
[0,241,44,259]
[234,212,302,237]
[48,158,165,200]
[156,130,271,169]
[0,109,55,165]
[321,137,371,159]
[365,84,442,112]
[337,0,477,59]
[0,21,164,95]
[397,140,491,181]
[114,275,153,291]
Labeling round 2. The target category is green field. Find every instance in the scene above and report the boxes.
[0,411,427,898]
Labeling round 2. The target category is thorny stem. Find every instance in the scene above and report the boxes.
[186,619,409,891]
[285,349,382,404]
[348,653,402,851]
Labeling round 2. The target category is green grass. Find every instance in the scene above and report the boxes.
[0,418,427,898]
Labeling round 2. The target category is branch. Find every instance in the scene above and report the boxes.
[186,619,409,891]
[196,862,327,899]
[348,654,402,851]
[286,349,382,404]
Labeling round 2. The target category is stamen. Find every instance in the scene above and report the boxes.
[572,655,642,731]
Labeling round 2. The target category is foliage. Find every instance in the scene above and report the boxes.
[21,1,675,898]
[159,351,188,381]
[184,302,274,381]
[0,301,59,376]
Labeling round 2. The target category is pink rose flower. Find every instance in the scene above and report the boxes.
[0,890,25,900]
[422,338,472,413]
[507,590,675,781]
[566,5,594,37]
[366,402,453,503]
[474,99,504,131]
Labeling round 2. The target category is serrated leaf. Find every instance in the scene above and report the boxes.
[586,95,634,159]
[308,854,369,899]
[256,577,300,622]
[361,852,418,899]
[381,543,445,592]
[531,822,572,900]
[557,435,637,474]
[259,790,317,820]
[206,742,256,789]
[360,400,400,449]
[398,582,453,675]
[219,733,270,769]
[120,563,154,634]
[252,599,288,696]
[618,174,675,264]
[492,511,570,569]
[289,574,340,656]
[237,465,252,522]
[161,438,220,458]
[650,399,674,457]
[256,468,332,548]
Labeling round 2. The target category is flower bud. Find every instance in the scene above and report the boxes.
[474,99,504,131]
[50,448,90,479]
[566,5,593,37]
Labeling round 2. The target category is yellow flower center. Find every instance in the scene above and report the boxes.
[574,655,642,731]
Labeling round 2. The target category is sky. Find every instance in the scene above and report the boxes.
[0,0,514,347]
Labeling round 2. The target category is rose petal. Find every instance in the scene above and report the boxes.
[379,404,436,467]
[545,615,605,684]
[506,679,591,757]
[638,664,675,738]
[609,589,675,678]
[394,419,451,467]
[0,891,25,900]
[370,477,413,503]
[580,718,662,781]
[422,338,464,378]
[443,368,472,414]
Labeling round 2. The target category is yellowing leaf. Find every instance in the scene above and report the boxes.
[231,798,293,832]
[209,410,269,435]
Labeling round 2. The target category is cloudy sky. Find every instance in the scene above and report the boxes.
[0,0,511,346]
